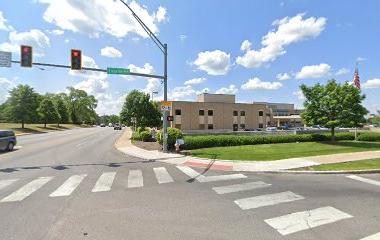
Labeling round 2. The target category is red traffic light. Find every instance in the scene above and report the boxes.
[20,45,33,67]
[22,47,29,53]
[72,51,79,57]
[71,49,82,70]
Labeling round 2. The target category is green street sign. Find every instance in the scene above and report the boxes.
[107,67,130,75]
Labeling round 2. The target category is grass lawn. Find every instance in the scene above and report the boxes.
[0,123,91,135]
[189,141,380,161]
[299,158,380,171]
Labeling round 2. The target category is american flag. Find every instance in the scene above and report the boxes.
[353,67,360,89]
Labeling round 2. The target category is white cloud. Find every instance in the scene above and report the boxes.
[95,93,126,115]
[196,88,210,95]
[356,57,367,62]
[236,13,327,68]
[144,78,162,94]
[0,29,50,56]
[37,0,167,38]
[241,77,283,90]
[184,77,206,85]
[169,85,196,100]
[293,90,305,100]
[0,78,15,103]
[0,11,13,31]
[335,68,350,76]
[122,63,155,81]
[179,34,187,42]
[74,78,109,96]
[47,29,64,35]
[100,46,122,58]
[193,50,231,75]
[155,6,167,23]
[215,84,238,94]
[240,40,252,51]
[363,79,380,89]
[276,72,291,81]
[295,63,331,79]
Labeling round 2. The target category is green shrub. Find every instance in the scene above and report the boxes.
[131,131,141,141]
[183,132,356,150]
[157,127,183,149]
[357,132,380,142]
[137,127,148,134]
[140,131,152,142]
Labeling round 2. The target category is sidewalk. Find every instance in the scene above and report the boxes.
[115,128,380,172]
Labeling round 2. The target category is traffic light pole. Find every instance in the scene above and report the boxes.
[119,0,169,153]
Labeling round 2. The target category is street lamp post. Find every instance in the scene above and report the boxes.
[118,0,169,152]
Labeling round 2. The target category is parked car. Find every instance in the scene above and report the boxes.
[108,123,113,127]
[100,123,106,127]
[114,123,122,130]
[266,127,277,132]
[0,130,17,152]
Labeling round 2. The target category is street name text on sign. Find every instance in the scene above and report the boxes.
[161,101,172,111]
[107,67,130,75]
[0,51,12,67]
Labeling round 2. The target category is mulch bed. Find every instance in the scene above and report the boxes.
[132,140,163,151]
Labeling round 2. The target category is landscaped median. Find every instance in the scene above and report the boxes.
[297,158,380,171]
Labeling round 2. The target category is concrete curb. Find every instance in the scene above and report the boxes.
[247,169,380,175]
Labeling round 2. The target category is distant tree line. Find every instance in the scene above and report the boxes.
[0,85,98,128]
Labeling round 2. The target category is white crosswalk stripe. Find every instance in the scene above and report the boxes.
[128,170,143,188]
[360,232,380,240]
[213,181,271,194]
[264,206,353,236]
[153,167,173,184]
[176,166,246,182]
[0,179,18,191]
[234,191,304,210]
[92,172,116,192]
[347,175,380,187]
[50,174,87,197]
[1,177,53,202]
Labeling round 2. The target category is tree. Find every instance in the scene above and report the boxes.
[108,114,120,124]
[301,79,368,141]
[66,87,97,124]
[120,90,162,128]
[56,98,69,126]
[38,98,61,127]
[7,85,40,128]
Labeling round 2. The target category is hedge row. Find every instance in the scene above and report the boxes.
[357,132,380,142]
[182,132,359,150]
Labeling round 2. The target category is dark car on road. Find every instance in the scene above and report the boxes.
[0,130,17,152]
[114,123,122,130]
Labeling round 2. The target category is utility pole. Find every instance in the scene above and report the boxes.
[119,0,169,152]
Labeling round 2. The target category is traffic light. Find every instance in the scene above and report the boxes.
[71,49,82,70]
[20,45,32,67]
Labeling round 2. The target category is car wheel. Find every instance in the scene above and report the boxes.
[7,142,14,152]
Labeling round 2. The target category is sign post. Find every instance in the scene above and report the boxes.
[160,101,172,111]
[0,51,12,68]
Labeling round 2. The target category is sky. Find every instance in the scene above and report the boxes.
[0,0,379,115]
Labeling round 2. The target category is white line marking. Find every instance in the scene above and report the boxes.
[264,206,353,236]
[199,174,247,182]
[0,179,18,191]
[176,166,246,182]
[360,232,380,240]
[234,191,304,210]
[1,177,53,202]
[128,170,143,188]
[213,181,271,194]
[347,175,380,187]
[49,174,87,197]
[92,172,116,192]
[153,167,173,184]
[176,166,200,179]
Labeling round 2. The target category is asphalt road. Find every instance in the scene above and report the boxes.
[0,127,379,240]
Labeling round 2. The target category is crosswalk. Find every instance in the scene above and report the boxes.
[0,167,378,238]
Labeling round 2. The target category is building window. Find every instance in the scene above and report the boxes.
[199,124,205,130]
[233,111,238,116]
[240,124,245,130]
[199,109,204,116]
[233,124,238,131]
[208,110,213,116]
[240,111,245,116]
[175,109,181,115]
[259,123,264,128]
[175,124,181,129]
[208,124,213,130]
[259,111,264,116]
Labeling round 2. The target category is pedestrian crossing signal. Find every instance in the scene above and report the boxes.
[20,45,32,67]
[71,49,82,70]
